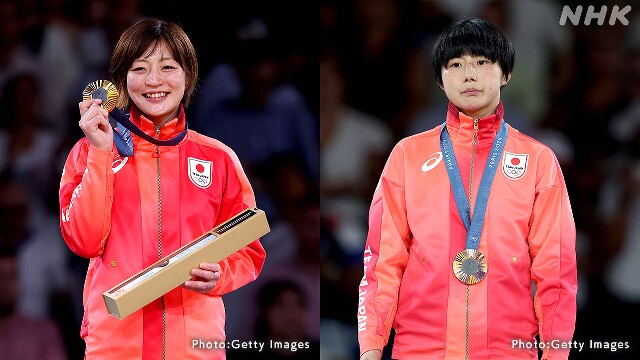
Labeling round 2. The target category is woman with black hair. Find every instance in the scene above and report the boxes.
[358,18,577,360]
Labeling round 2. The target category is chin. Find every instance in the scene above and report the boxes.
[463,100,489,110]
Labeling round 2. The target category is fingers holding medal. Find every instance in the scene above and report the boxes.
[79,80,118,152]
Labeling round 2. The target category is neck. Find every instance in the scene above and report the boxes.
[136,105,181,130]
[152,114,177,129]
[461,108,495,120]
[461,99,500,120]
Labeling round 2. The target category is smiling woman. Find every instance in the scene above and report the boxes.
[125,39,187,127]
[110,19,197,129]
[59,18,266,360]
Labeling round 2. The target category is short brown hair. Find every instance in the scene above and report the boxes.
[110,18,199,109]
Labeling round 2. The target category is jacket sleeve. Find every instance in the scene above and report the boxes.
[358,143,410,357]
[528,151,577,360]
[209,149,266,296]
[59,141,115,258]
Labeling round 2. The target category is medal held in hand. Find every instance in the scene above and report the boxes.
[82,80,134,156]
[453,249,488,285]
[82,80,119,111]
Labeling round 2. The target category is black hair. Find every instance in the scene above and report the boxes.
[431,17,514,87]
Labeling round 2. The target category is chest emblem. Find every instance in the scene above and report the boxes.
[188,157,213,188]
[502,152,528,180]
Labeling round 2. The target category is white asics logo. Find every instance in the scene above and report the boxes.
[112,157,128,173]
[422,152,443,172]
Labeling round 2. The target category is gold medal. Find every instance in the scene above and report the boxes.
[82,80,118,112]
[453,249,487,285]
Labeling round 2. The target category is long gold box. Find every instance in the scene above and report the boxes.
[103,207,270,319]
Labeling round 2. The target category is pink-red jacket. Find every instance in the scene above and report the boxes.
[59,105,265,359]
[358,102,577,359]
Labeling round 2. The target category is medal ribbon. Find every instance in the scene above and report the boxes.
[440,120,507,250]
[109,108,188,157]
[110,116,134,157]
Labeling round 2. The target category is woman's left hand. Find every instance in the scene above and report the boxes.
[183,262,221,294]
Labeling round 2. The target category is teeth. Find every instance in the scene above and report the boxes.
[144,92,167,98]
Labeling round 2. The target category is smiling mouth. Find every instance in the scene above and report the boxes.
[143,92,167,98]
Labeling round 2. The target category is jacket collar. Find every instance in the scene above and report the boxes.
[129,104,187,143]
[445,101,504,148]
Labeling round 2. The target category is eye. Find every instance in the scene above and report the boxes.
[130,66,146,72]
[162,65,178,70]
[449,62,461,68]
[477,59,490,65]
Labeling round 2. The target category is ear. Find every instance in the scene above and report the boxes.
[501,73,512,86]
[438,82,445,91]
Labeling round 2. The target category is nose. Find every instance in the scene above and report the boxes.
[463,63,477,82]
[145,68,163,86]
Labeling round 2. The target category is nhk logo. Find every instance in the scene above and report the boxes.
[559,5,631,26]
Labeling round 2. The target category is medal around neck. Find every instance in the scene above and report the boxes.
[453,249,488,285]
[440,121,508,286]
[82,80,119,111]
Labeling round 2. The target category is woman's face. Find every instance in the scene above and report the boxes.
[440,54,507,119]
[127,40,185,127]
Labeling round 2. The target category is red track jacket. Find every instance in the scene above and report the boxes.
[358,102,577,359]
[59,105,265,359]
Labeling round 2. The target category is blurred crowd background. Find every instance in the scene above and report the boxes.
[0,0,318,359]
[320,0,640,359]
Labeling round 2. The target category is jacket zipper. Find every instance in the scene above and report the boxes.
[154,127,167,360]
[465,118,479,360]
[469,118,478,205]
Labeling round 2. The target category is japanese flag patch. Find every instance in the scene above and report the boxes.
[188,157,212,188]
[502,152,528,180]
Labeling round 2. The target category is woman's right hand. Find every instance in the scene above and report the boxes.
[360,349,382,360]
[78,99,113,152]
